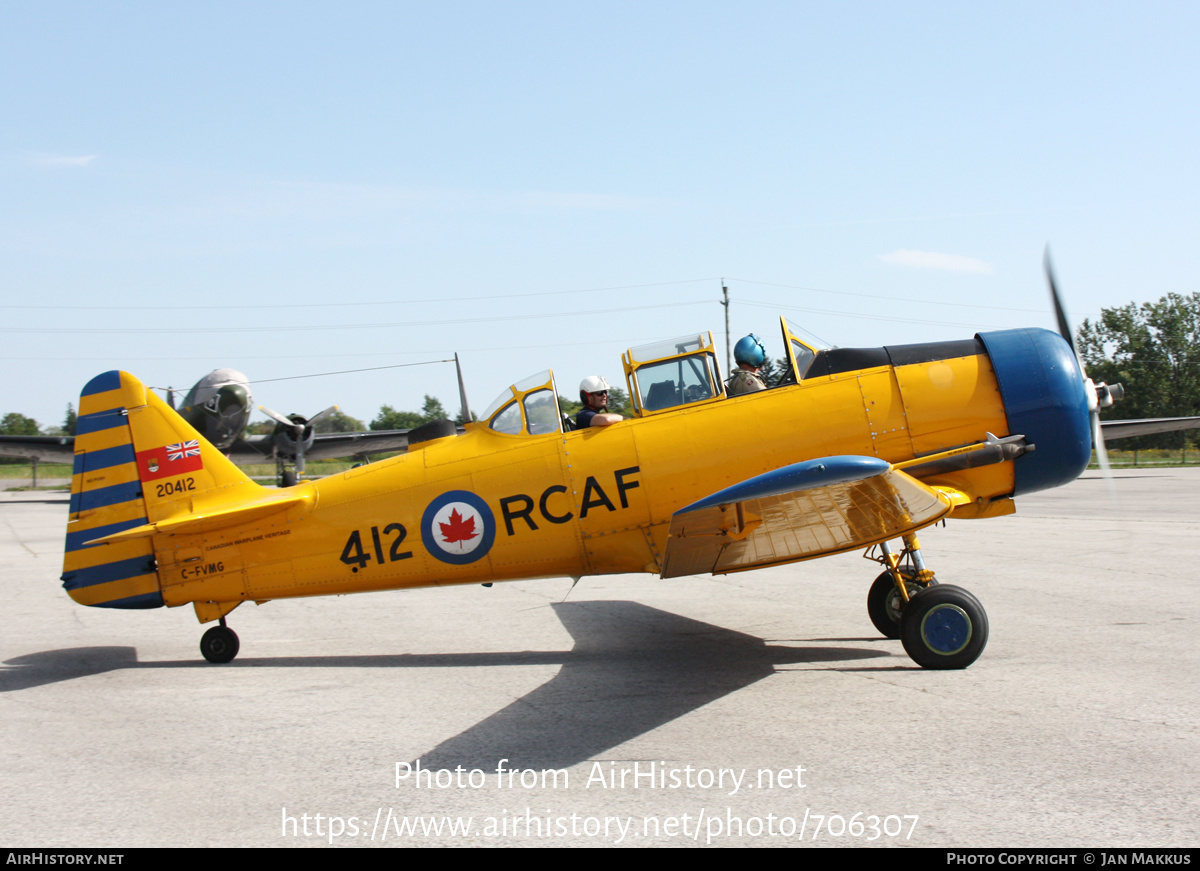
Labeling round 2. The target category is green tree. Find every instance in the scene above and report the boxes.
[0,413,40,435]
[370,396,451,431]
[370,405,425,431]
[420,396,448,421]
[39,404,76,437]
[558,394,582,417]
[313,410,365,433]
[607,386,633,418]
[759,355,787,388]
[0,412,41,463]
[1078,291,1200,449]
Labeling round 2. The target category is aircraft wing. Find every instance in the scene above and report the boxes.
[1100,417,1200,441]
[216,430,413,464]
[305,429,411,460]
[0,435,74,463]
[660,455,954,579]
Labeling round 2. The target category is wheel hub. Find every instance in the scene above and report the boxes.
[920,603,972,655]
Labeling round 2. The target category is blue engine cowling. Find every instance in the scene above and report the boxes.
[977,328,1092,496]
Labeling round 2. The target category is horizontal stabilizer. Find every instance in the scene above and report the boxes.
[82,487,312,545]
[660,456,953,578]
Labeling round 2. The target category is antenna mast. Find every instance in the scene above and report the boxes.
[720,280,731,374]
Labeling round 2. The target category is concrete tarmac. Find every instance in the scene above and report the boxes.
[1,470,1197,847]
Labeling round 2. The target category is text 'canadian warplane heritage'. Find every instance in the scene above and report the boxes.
[57,267,1197,669]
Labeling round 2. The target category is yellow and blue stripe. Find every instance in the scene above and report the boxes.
[60,371,163,609]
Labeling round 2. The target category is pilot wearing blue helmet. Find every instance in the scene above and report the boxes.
[726,334,768,396]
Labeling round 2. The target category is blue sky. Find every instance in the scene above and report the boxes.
[3,1,1198,430]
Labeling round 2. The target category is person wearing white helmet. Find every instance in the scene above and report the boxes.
[726,333,769,396]
[576,375,624,428]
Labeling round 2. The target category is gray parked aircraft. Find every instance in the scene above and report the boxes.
[0,368,417,484]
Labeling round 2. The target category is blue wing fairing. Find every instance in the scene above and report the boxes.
[677,456,890,514]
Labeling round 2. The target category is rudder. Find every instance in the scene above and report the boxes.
[63,372,160,608]
[62,371,265,609]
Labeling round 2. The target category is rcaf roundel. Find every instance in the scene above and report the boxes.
[421,490,496,565]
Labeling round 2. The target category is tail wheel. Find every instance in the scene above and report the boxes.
[200,625,240,664]
[900,585,988,670]
[867,569,936,639]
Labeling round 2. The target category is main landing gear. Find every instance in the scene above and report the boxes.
[200,618,241,664]
[866,534,989,669]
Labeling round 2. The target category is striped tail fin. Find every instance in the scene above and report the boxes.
[61,371,264,609]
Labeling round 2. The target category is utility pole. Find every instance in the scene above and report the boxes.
[720,280,731,375]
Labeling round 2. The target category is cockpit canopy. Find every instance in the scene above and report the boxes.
[622,332,724,416]
[482,370,562,436]
[480,318,823,436]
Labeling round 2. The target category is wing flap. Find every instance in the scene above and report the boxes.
[661,456,953,578]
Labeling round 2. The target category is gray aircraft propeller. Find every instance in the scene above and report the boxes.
[258,403,339,484]
[1044,247,1125,481]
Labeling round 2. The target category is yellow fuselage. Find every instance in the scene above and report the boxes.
[148,348,1011,610]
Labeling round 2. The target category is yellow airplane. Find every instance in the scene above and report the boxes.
[60,314,1114,670]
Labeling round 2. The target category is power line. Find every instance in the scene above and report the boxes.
[240,359,456,387]
[0,278,720,312]
[0,335,677,363]
[0,300,714,334]
[729,277,1095,317]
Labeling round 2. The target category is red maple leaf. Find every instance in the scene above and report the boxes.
[439,508,478,548]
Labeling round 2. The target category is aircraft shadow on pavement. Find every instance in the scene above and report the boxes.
[2,602,889,767]
[0,646,140,692]
[415,601,887,771]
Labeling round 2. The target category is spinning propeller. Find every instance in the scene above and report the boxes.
[1043,248,1124,484]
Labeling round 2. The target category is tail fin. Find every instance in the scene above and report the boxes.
[62,371,264,609]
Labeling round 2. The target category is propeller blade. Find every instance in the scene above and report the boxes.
[1091,409,1117,499]
[307,405,339,427]
[258,404,300,430]
[1045,248,1118,498]
[1044,247,1078,359]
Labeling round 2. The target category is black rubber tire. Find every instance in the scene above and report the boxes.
[280,469,299,487]
[867,569,936,639]
[200,625,240,664]
[900,584,988,670]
